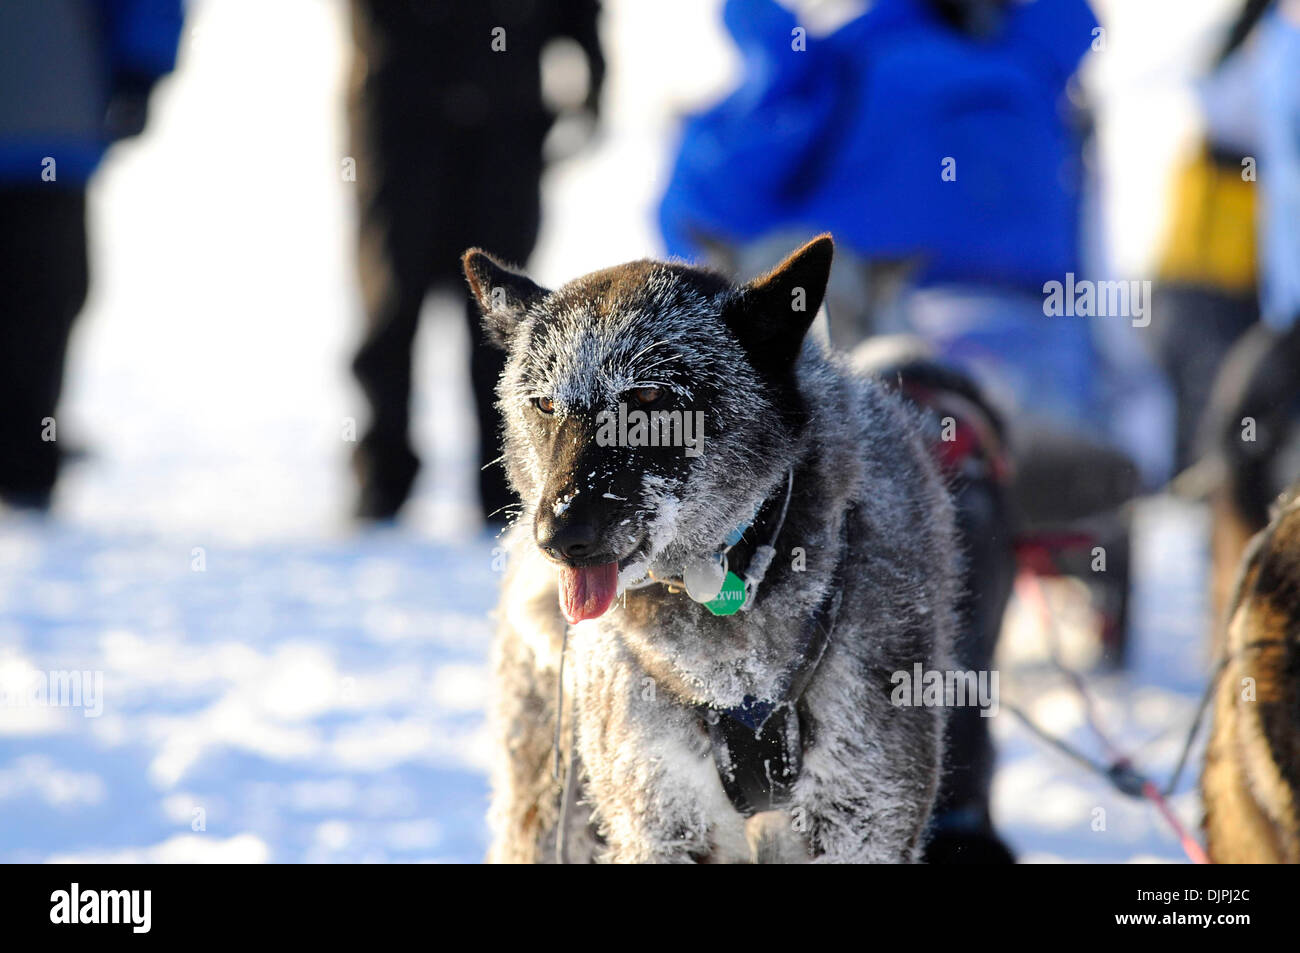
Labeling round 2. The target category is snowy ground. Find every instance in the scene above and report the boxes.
[0,0,1237,862]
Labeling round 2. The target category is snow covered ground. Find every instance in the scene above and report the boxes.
[0,0,1238,862]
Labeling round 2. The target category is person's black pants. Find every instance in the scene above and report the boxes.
[1147,284,1258,473]
[0,187,88,503]
[348,103,542,524]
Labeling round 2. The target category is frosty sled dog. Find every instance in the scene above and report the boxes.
[464,235,959,863]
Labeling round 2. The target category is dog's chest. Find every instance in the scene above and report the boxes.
[569,621,757,860]
[607,600,811,708]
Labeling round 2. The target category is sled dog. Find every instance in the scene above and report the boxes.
[1203,485,1300,863]
[465,236,959,863]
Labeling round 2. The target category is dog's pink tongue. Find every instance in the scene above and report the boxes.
[558,562,619,624]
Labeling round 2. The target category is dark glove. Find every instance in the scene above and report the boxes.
[105,71,158,141]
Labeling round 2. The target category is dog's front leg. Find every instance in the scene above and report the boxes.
[571,634,734,863]
[793,646,947,863]
[486,618,566,863]
[800,703,944,863]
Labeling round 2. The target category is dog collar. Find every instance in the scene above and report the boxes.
[636,469,794,615]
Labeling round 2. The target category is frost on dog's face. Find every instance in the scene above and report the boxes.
[462,236,833,621]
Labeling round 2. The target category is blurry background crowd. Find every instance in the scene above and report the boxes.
[0,0,1297,862]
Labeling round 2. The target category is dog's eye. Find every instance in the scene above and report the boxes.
[534,396,555,415]
[629,386,665,407]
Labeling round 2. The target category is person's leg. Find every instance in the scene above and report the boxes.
[459,288,514,525]
[1147,284,1258,472]
[347,6,439,520]
[351,219,426,521]
[0,187,88,508]
[454,132,543,528]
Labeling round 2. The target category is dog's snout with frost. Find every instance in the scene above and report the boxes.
[535,507,599,562]
[535,492,621,625]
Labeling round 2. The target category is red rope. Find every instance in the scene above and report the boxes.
[1143,780,1210,865]
[1016,567,1210,864]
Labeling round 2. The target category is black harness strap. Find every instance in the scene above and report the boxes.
[697,510,850,817]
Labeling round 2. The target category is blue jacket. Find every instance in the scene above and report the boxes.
[659,0,1097,288]
[1256,8,1300,329]
[0,0,184,185]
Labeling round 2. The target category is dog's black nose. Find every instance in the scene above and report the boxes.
[537,518,599,561]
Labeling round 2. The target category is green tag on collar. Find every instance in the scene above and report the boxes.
[703,571,747,616]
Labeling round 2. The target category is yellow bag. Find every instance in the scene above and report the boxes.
[1157,146,1257,293]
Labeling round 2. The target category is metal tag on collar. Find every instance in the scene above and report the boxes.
[683,551,728,603]
[682,551,746,615]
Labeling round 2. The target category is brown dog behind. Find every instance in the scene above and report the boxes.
[1202,487,1300,863]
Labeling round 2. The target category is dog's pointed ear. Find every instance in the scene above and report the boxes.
[723,234,833,373]
[462,248,550,348]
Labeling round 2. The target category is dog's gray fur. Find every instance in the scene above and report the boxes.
[465,236,960,863]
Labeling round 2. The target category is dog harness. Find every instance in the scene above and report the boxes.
[697,530,847,817]
[655,472,851,818]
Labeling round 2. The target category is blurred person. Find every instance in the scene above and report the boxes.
[0,0,183,510]
[661,0,1103,438]
[1162,0,1300,630]
[1151,0,1300,473]
[1255,1,1300,339]
[1200,316,1300,640]
[659,0,1134,861]
[347,0,604,525]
